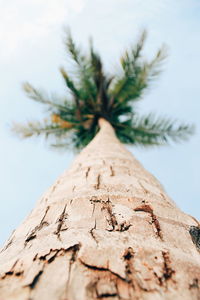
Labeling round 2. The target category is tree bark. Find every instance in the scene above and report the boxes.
[0,118,200,300]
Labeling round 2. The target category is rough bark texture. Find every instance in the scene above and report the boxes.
[0,119,200,300]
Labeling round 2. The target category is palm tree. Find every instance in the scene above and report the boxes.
[13,30,193,149]
[0,30,199,300]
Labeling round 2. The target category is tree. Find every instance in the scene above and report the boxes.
[0,31,199,300]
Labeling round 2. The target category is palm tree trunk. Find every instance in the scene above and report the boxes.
[0,118,200,300]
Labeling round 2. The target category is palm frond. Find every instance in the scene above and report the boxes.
[109,32,167,109]
[89,40,110,111]
[23,82,69,112]
[65,29,82,64]
[64,32,98,108]
[60,68,80,98]
[146,45,168,81]
[12,120,71,139]
[132,30,147,60]
[90,40,103,89]
[116,114,194,146]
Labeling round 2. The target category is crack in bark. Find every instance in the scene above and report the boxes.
[103,202,117,232]
[123,247,135,284]
[90,198,102,204]
[38,244,81,266]
[67,244,81,287]
[117,223,131,232]
[1,270,24,280]
[28,270,43,289]
[89,220,98,244]
[86,167,91,179]
[134,205,163,240]
[95,174,101,189]
[189,278,199,289]
[97,292,118,298]
[91,203,96,217]
[25,206,50,245]
[33,254,38,261]
[87,279,120,299]
[122,248,160,293]
[39,249,60,263]
[0,236,14,253]
[154,251,175,287]
[90,197,110,205]
[123,248,134,261]
[114,281,121,300]
[80,259,127,283]
[1,271,24,280]
[110,166,115,176]
[69,244,81,263]
[162,251,175,282]
[54,204,68,240]
[0,260,22,280]
[103,201,131,232]
[27,244,81,294]
[25,235,37,243]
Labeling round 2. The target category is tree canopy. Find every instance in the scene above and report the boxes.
[13,30,194,150]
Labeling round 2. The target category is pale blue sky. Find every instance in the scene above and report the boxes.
[0,0,200,245]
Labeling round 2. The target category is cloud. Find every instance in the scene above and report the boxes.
[0,0,87,60]
[0,0,189,61]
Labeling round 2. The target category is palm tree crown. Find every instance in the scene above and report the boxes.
[13,30,194,149]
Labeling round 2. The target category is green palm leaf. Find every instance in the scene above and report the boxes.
[109,35,167,109]
[116,114,194,146]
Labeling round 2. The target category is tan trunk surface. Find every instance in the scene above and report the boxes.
[0,119,200,300]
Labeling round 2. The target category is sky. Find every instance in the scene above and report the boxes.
[0,0,200,245]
